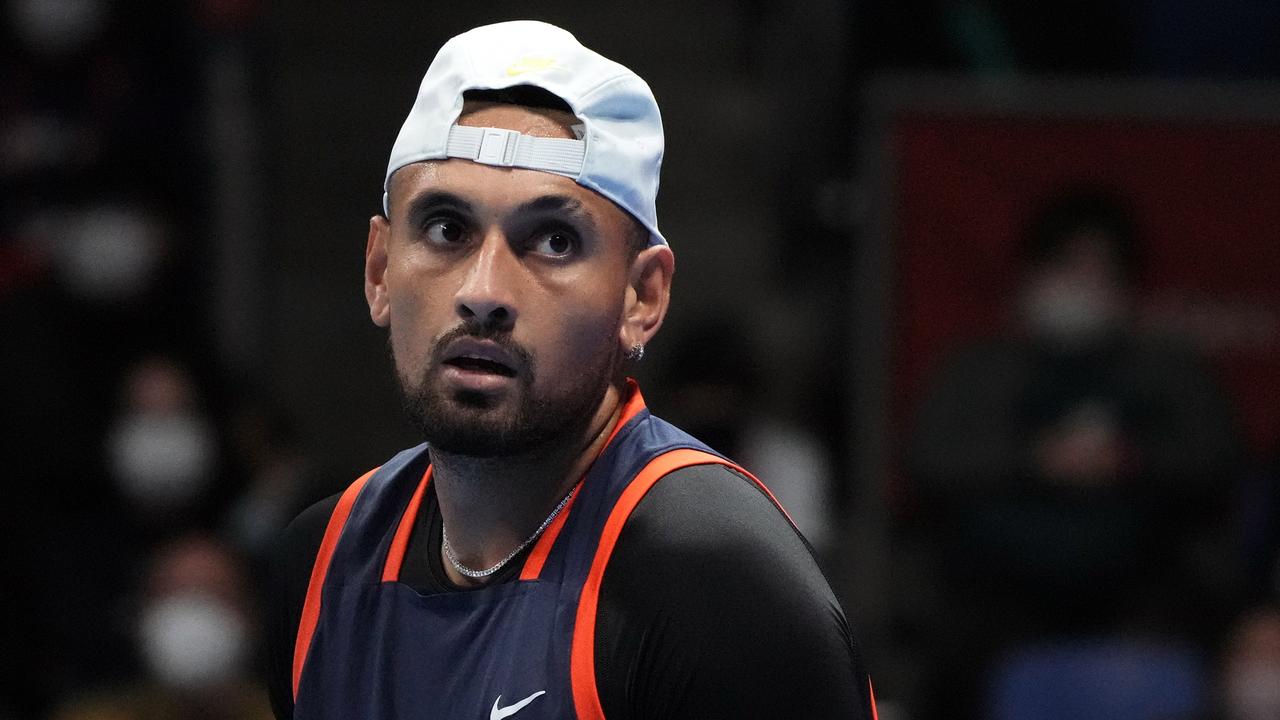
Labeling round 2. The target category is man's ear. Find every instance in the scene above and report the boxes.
[365,215,391,327]
[620,244,675,352]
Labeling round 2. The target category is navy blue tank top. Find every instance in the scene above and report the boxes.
[290,387,781,719]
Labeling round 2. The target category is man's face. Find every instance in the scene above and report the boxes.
[368,103,644,457]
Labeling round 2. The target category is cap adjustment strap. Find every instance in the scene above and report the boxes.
[446,125,585,176]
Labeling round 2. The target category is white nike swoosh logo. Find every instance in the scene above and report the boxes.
[490,690,546,720]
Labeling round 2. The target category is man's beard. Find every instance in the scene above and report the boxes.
[394,324,618,458]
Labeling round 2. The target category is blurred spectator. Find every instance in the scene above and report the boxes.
[108,356,219,517]
[49,535,272,720]
[110,353,222,515]
[32,199,170,307]
[906,187,1243,717]
[1,353,229,717]
[105,355,225,532]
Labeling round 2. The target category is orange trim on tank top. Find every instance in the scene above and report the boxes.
[292,380,657,705]
[518,482,580,580]
[602,378,647,448]
[291,466,378,701]
[380,381,647,583]
[570,448,784,720]
[520,381,647,580]
[381,466,433,582]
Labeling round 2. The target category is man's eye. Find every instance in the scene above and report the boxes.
[531,230,577,257]
[424,219,467,246]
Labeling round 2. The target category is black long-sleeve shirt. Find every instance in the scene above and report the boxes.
[266,463,873,719]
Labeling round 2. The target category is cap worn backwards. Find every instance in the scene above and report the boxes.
[383,20,667,246]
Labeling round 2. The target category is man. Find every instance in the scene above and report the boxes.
[267,21,876,719]
[908,187,1239,718]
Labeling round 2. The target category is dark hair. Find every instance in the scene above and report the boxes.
[1022,186,1142,283]
[462,85,575,114]
[622,221,650,261]
[384,85,580,217]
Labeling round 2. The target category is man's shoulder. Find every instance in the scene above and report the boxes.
[616,460,828,589]
[274,491,343,574]
[594,461,868,719]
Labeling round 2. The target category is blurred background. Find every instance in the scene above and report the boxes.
[3,1,1280,719]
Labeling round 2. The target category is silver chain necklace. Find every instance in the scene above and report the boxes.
[441,486,577,579]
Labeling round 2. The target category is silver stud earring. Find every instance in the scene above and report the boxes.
[626,343,645,362]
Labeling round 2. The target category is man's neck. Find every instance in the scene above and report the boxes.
[430,381,627,587]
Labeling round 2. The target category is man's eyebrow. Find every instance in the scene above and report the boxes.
[515,194,592,222]
[403,191,474,224]
[513,194,602,238]
[402,191,600,233]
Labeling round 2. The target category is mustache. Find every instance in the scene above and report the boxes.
[428,323,534,371]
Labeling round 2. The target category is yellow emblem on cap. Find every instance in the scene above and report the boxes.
[506,55,558,76]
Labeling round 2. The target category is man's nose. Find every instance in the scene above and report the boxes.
[455,231,519,328]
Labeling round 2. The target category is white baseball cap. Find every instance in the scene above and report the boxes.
[383,20,667,246]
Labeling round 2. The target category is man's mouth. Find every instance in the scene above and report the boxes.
[444,355,516,376]
[439,337,522,378]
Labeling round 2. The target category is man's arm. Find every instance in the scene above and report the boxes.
[595,464,874,719]
[265,493,340,720]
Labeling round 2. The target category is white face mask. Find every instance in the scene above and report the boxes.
[139,594,247,691]
[1226,662,1280,720]
[1021,276,1121,349]
[54,203,163,303]
[108,413,216,512]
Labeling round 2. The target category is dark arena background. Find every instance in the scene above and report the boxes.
[3,2,1280,719]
